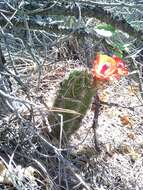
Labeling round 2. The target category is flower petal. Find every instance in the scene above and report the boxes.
[92,53,128,81]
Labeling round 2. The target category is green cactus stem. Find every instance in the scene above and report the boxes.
[49,70,96,139]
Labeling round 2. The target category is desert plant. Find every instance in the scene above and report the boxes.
[49,70,96,140]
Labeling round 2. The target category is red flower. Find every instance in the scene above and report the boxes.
[92,54,128,81]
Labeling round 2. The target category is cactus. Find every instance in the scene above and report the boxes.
[49,70,96,139]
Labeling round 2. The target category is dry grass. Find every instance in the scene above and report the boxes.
[0,5,143,187]
[0,48,142,189]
